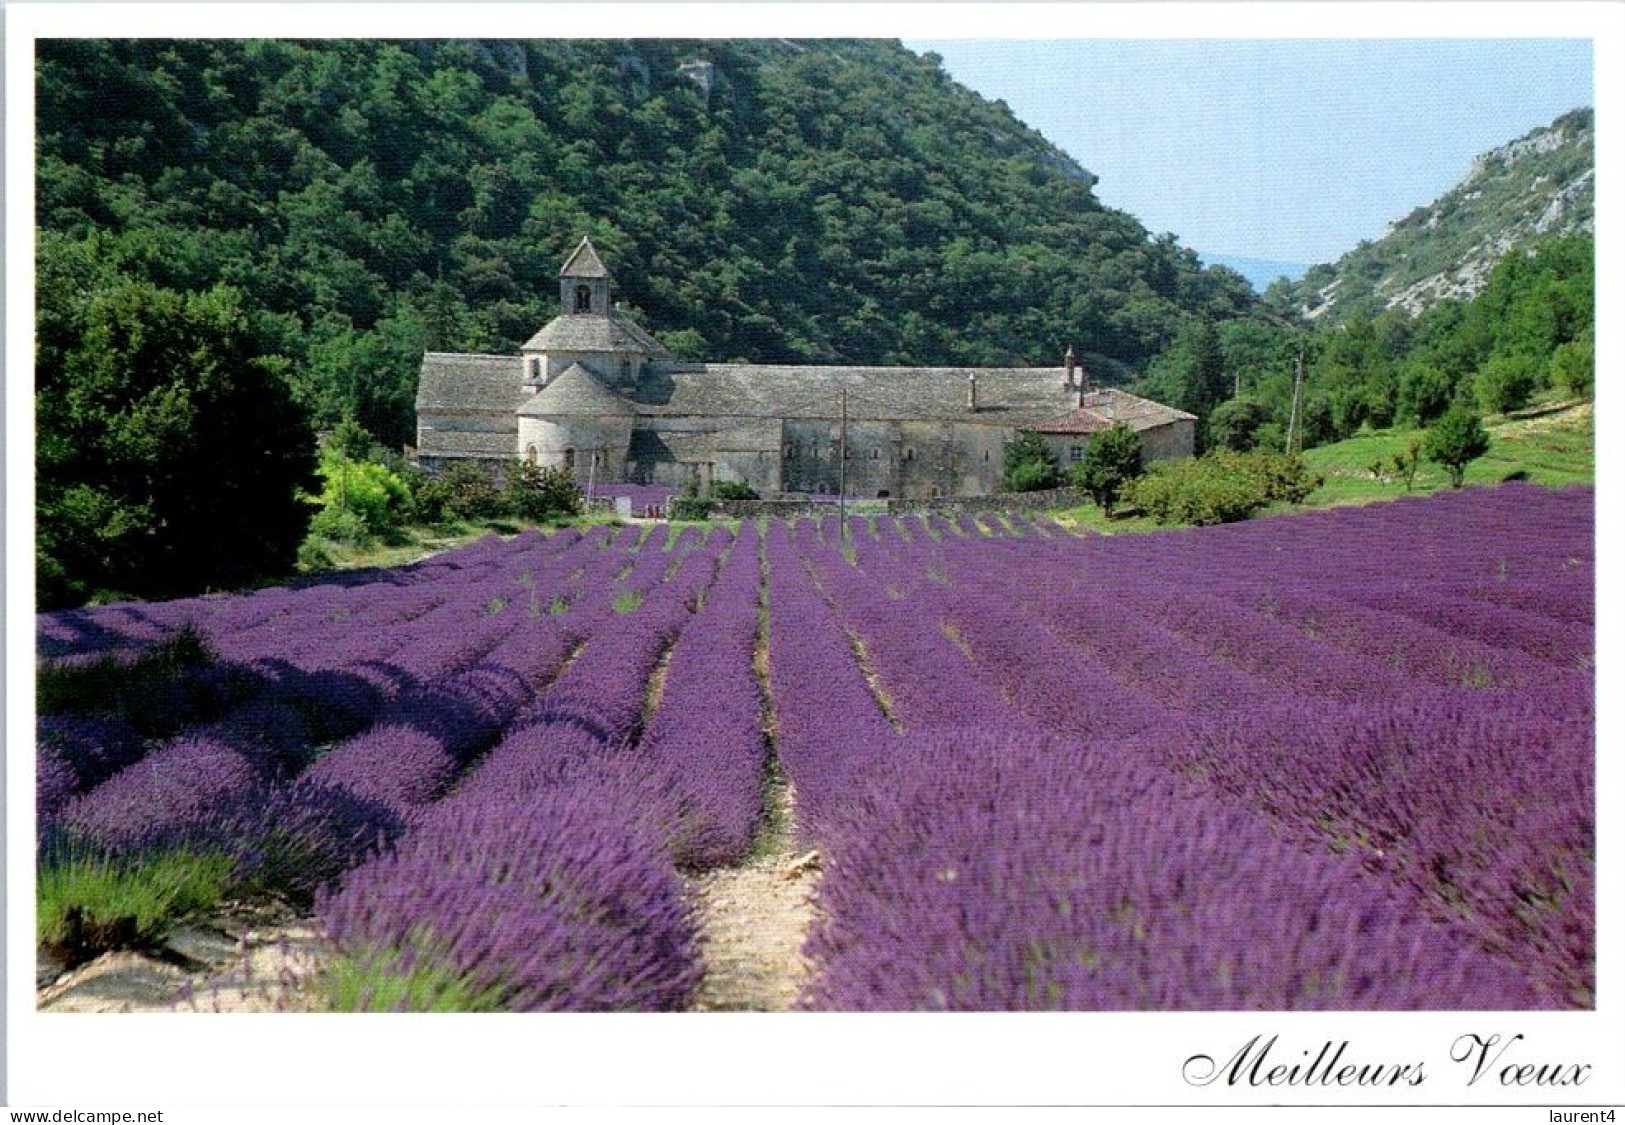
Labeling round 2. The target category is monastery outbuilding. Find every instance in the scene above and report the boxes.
[415,237,1195,499]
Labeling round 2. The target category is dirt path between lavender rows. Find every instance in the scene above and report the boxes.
[687,777,820,1012]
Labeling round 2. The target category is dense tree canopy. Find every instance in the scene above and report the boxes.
[37,38,1257,449]
[36,277,317,607]
[1135,232,1594,454]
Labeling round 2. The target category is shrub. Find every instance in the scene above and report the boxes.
[297,537,336,573]
[670,495,714,520]
[440,463,505,521]
[710,480,759,502]
[502,462,582,521]
[403,468,455,525]
[1002,431,1061,492]
[1127,450,1321,526]
[308,504,371,546]
[1474,354,1541,415]
[317,453,411,536]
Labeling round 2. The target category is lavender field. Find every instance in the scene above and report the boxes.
[36,482,1593,1011]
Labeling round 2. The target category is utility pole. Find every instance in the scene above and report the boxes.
[1285,346,1305,455]
[585,448,597,503]
[837,386,848,538]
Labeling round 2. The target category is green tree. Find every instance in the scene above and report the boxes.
[1002,430,1061,492]
[1145,317,1227,421]
[328,415,373,513]
[37,280,317,607]
[1074,423,1142,516]
[1422,405,1491,488]
[1474,353,1542,415]
[1550,335,1593,398]
[1397,360,1455,424]
[1207,398,1271,452]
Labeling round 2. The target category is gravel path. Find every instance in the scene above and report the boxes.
[688,782,819,1012]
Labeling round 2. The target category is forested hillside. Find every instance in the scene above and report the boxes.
[1137,231,1592,456]
[37,38,1254,449]
[1280,108,1593,324]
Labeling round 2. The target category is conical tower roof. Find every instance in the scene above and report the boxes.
[518,363,638,417]
[558,236,610,279]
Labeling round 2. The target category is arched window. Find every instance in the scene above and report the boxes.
[563,447,576,470]
[528,357,542,381]
[904,447,915,462]
[525,445,538,465]
[575,285,593,314]
[870,448,880,460]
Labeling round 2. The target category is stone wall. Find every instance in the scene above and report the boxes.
[889,486,1089,516]
[714,487,1088,520]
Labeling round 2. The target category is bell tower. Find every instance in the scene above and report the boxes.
[559,235,611,316]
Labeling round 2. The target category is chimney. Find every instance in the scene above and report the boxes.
[1074,386,1084,410]
[1079,363,1092,398]
[1064,345,1077,389]
[967,373,978,412]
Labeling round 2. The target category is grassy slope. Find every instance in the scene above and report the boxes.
[1052,397,1593,535]
[1293,398,1593,510]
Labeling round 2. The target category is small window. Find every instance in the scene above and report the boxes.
[564,447,576,470]
[620,359,632,382]
[575,285,593,314]
[529,357,542,380]
[870,448,880,460]
[525,445,538,465]
[1070,446,1084,463]
[904,448,914,462]
[983,450,990,462]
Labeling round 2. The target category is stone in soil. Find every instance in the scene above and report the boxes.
[38,952,191,1013]
[37,914,328,1013]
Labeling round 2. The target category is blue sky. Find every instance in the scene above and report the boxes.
[904,39,1593,267]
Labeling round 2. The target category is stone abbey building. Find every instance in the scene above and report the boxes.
[415,238,1195,499]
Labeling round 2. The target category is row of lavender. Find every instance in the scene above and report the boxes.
[37,482,1591,1010]
[42,530,628,886]
[40,511,779,1009]
[316,522,773,1008]
[39,528,619,833]
[770,485,1592,1008]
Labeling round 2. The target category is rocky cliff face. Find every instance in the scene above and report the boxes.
[1289,108,1593,322]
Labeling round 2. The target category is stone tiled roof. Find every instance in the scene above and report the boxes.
[559,236,610,278]
[643,364,1090,426]
[517,363,638,417]
[419,352,1191,434]
[417,353,525,413]
[1031,388,1196,434]
[417,430,516,457]
[521,312,671,356]
[1032,409,1113,435]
